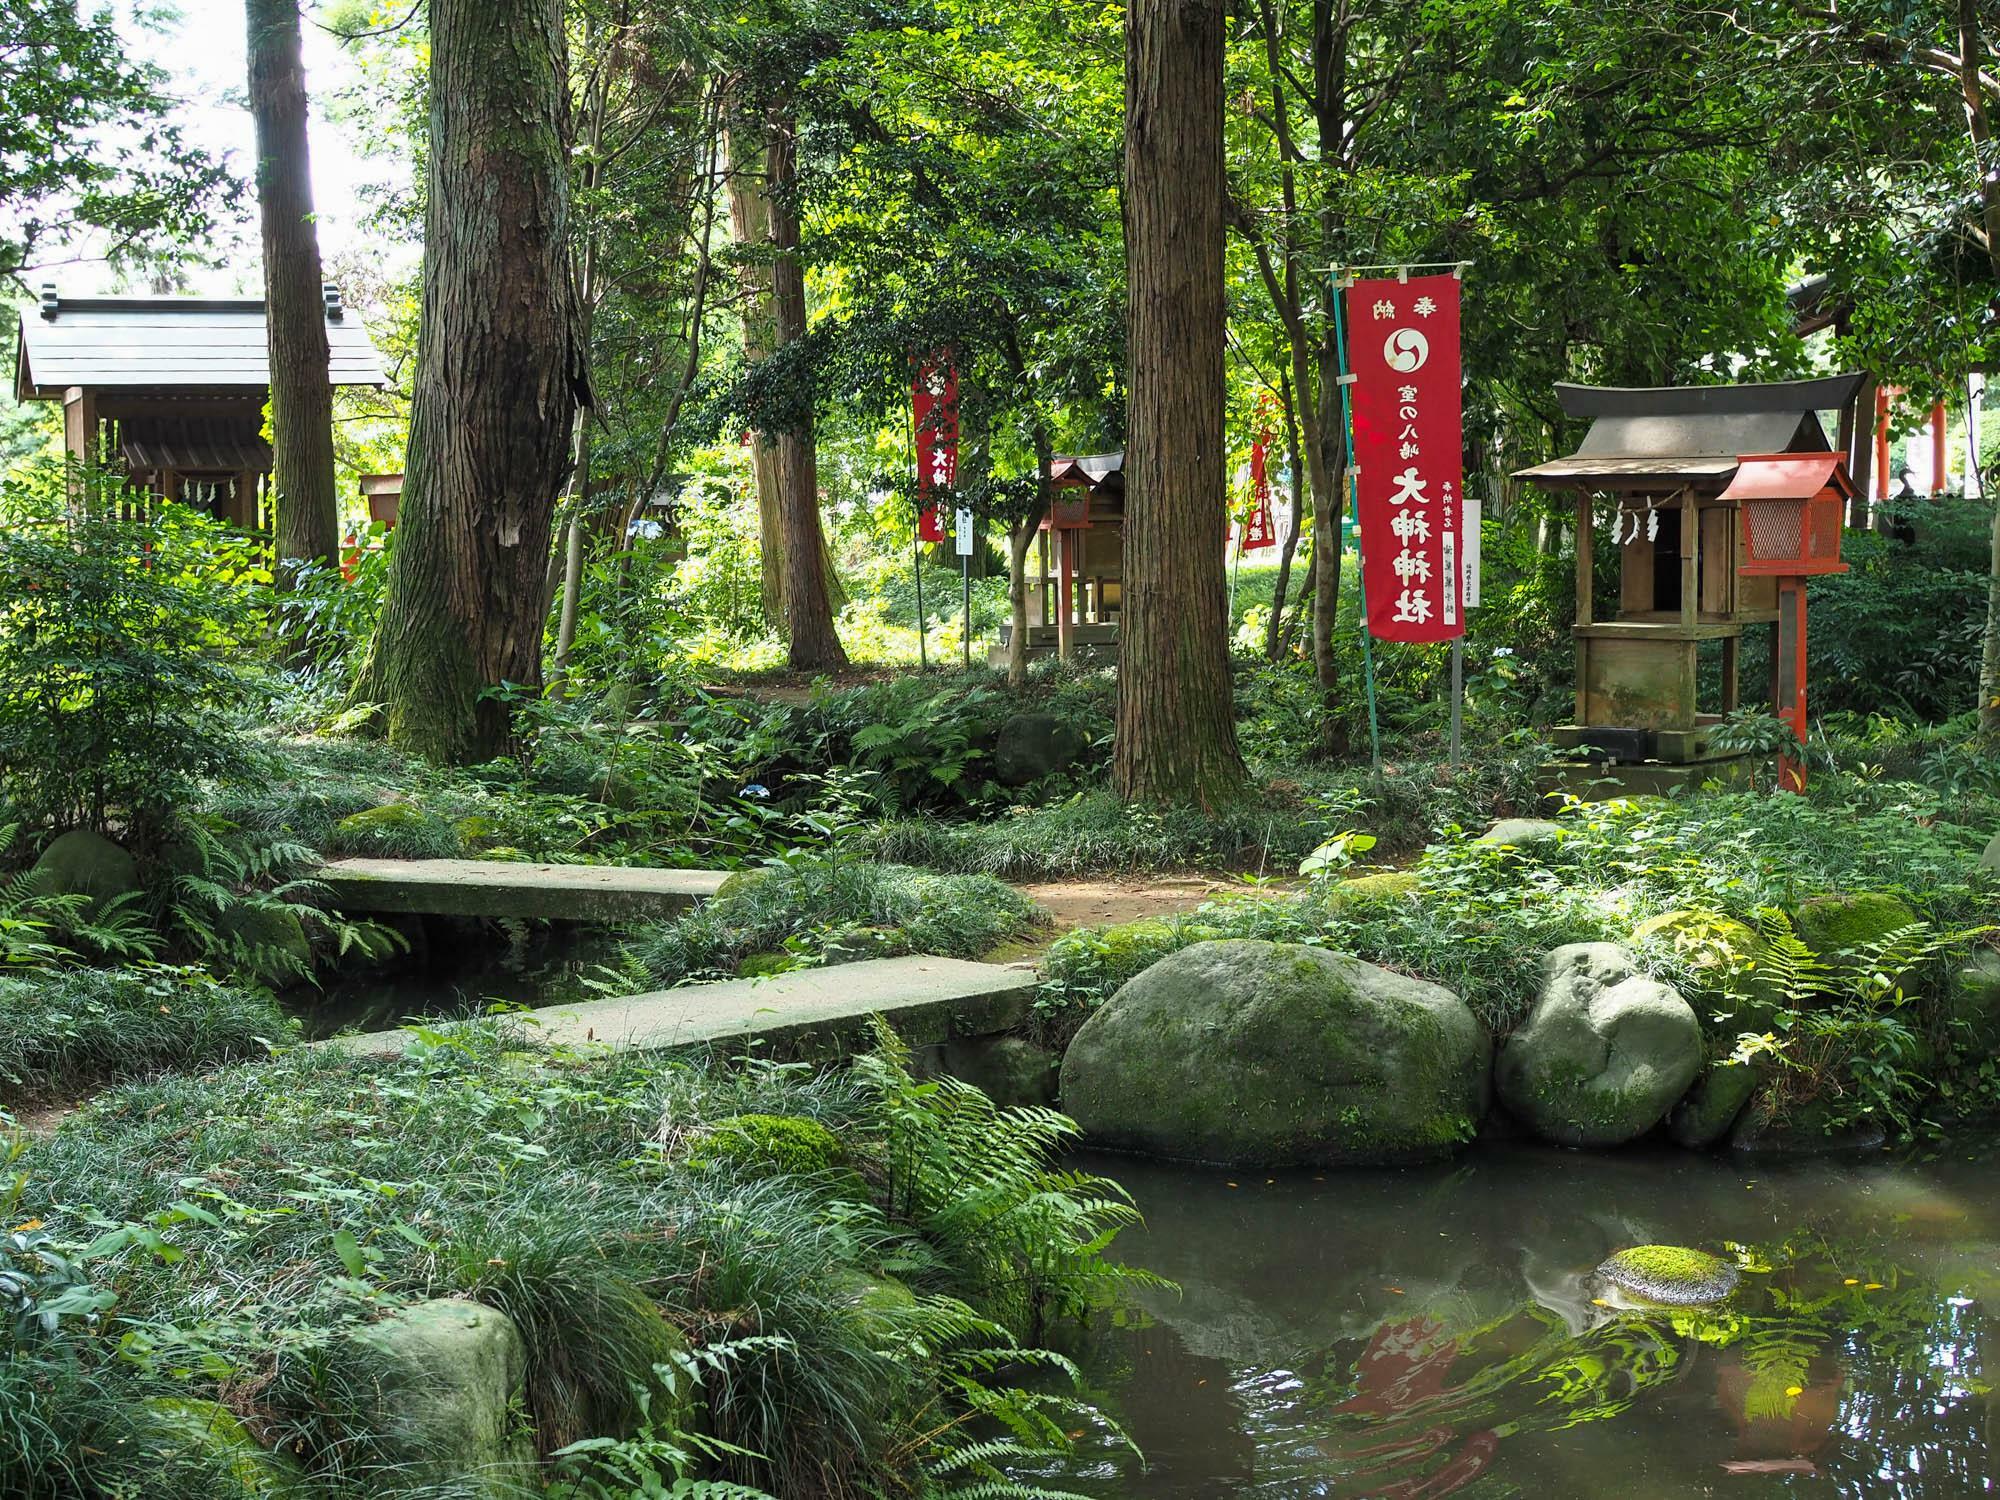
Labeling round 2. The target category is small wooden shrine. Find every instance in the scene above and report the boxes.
[993,451,1126,663]
[1514,374,1865,793]
[14,285,386,528]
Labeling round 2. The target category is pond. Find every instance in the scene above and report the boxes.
[1038,1137,2000,1497]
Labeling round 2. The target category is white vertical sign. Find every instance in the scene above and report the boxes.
[954,507,975,556]
[1461,497,1482,609]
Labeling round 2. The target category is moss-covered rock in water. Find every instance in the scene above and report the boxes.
[1058,939,1490,1167]
[143,1398,303,1496]
[30,828,140,909]
[1598,1245,1739,1304]
[1475,818,1566,852]
[1792,891,1921,958]
[993,711,1087,787]
[1668,1060,1759,1149]
[335,1299,536,1495]
[1495,943,1702,1148]
[1326,872,1421,909]
[942,1034,1059,1108]
[1981,830,2000,873]
[693,1113,845,1177]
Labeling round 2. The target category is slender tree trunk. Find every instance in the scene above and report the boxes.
[1264,367,1306,659]
[1009,437,1056,688]
[766,116,846,671]
[1279,547,1314,658]
[1955,0,2000,734]
[369,0,582,763]
[1112,0,1244,806]
[726,114,787,628]
[245,0,337,575]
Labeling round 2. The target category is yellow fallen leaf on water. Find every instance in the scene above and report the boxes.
[1592,1298,1613,1307]
[1785,1385,1804,1397]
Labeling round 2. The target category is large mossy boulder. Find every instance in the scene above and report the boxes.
[1980,830,2000,873]
[1792,891,1921,958]
[1950,952,2000,1052]
[218,902,313,987]
[1475,818,1566,852]
[1597,1245,1739,1305]
[1495,943,1702,1148]
[31,829,140,909]
[144,1397,303,1496]
[1325,872,1421,910]
[1668,1060,1760,1149]
[993,712,1086,787]
[1058,939,1490,1167]
[336,1299,537,1494]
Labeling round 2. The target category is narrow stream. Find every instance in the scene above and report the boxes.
[1037,1137,2000,1497]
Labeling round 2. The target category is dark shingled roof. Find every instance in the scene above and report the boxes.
[16,290,387,400]
[1515,375,1865,489]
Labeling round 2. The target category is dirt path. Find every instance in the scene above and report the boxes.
[1013,874,1240,935]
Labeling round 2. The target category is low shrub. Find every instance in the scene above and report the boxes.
[0,966,292,1104]
[622,855,1044,987]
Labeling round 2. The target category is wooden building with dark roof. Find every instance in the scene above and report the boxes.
[13,284,387,527]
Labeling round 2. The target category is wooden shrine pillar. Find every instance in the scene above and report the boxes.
[1929,399,1948,493]
[1055,526,1075,660]
[1873,386,1892,510]
[1572,491,1594,724]
[230,470,260,529]
[1678,487,1698,627]
[62,386,98,465]
[1845,374,1875,527]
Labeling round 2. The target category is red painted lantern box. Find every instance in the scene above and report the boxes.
[1727,453,1851,577]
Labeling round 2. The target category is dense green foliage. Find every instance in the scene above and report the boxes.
[4,1028,1141,1497]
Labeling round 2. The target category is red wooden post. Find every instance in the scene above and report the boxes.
[1777,578,1807,793]
[1873,386,1892,503]
[1930,399,1948,494]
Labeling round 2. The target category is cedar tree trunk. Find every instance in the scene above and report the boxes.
[246,0,337,573]
[766,116,846,671]
[726,117,787,628]
[1112,0,1245,806]
[369,0,582,763]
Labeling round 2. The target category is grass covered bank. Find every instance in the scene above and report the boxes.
[2,1027,1149,1499]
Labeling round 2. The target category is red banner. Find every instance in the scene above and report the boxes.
[1345,274,1464,642]
[913,355,958,544]
[1242,400,1277,550]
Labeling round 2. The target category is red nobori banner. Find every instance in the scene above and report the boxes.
[1345,274,1464,642]
[1242,403,1277,550]
[912,355,958,544]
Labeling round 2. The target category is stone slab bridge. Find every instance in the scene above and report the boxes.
[314,857,1039,1064]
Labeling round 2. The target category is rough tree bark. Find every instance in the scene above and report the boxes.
[369,0,583,763]
[766,115,847,671]
[1112,0,1245,806]
[245,0,337,573]
[725,116,788,629]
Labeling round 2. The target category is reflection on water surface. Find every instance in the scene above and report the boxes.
[1041,1139,2000,1498]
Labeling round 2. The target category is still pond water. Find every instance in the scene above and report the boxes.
[1037,1139,2000,1498]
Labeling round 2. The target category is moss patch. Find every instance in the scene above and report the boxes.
[690,1113,846,1178]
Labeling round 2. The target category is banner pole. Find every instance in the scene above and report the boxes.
[1449,637,1463,762]
[914,526,927,672]
[1331,271,1383,771]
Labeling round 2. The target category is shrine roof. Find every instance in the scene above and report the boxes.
[16,287,387,400]
[1514,374,1865,490]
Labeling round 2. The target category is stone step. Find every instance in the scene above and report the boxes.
[319,857,730,923]
[328,955,1040,1060]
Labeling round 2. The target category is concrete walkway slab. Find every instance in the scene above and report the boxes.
[330,956,1039,1061]
[320,858,730,923]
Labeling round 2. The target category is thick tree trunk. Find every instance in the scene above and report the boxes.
[369,0,581,763]
[725,117,787,628]
[245,0,337,574]
[1112,0,1245,806]
[766,116,846,671]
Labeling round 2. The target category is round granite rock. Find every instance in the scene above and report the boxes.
[1598,1244,1739,1305]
